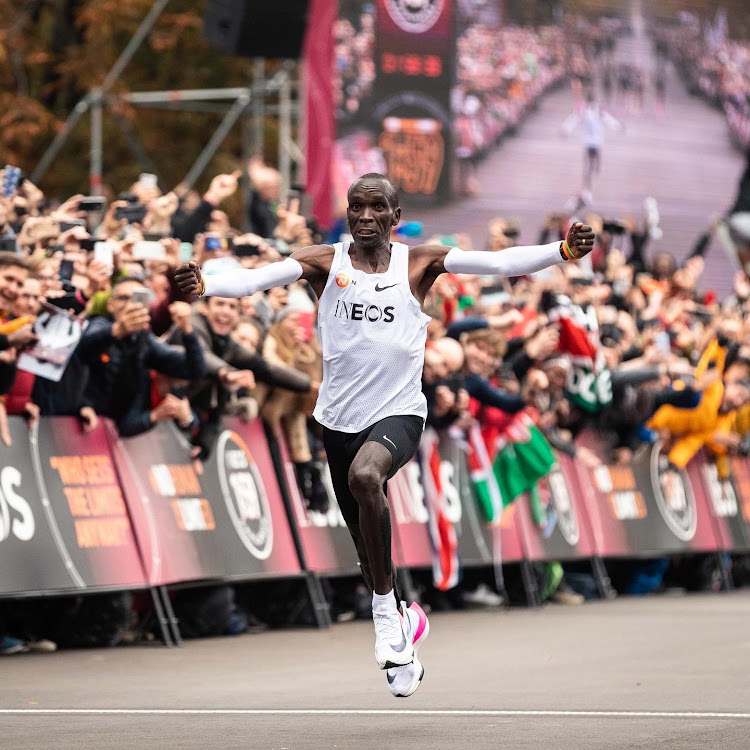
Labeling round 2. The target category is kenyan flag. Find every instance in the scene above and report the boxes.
[492,413,556,506]
[466,425,503,523]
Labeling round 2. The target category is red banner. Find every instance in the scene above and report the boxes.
[302,0,337,227]
[272,427,360,575]
[573,432,720,557]
[514,454,597,562]
[107,418,301,586]
[0,417,146,595]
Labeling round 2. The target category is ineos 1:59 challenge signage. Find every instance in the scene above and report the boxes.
[373,0,454,202]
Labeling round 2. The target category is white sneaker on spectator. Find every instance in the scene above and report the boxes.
[373,601,413,669]
[386,602,430,698]
[27,639,57,653]
[462,583,505,608]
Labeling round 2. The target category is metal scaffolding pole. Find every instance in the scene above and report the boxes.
[90,89,104,195]
[252,58,265,159]
[32,0,171,184]
[31,97,90,184]
[101,0,172,93]
[279,68,292,195]
[181,91,252,190]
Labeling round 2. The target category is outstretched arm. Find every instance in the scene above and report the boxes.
[174,244,335,298]
[411,223,596,301]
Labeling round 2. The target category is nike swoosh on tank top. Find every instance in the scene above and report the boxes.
[313,242,429,432]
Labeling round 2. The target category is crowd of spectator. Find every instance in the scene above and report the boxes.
[654,17,750,149]
[2,152,750,651]
[452,16,628,194]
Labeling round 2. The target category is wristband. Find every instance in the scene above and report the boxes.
[561,240,579,261]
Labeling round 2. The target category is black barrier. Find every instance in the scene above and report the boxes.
[5,416,750,613]
[0,417,146,596]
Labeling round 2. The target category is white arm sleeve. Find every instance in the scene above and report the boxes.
[443,241,563,278]
[202,257,304,298]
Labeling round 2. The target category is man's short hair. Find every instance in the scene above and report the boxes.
[348,173,400,209]
[112,275,146,289]
[0,252,29,272]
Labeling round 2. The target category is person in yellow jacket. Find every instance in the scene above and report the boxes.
[647,339,750,472]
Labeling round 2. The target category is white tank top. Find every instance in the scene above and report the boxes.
[313,241,429,432]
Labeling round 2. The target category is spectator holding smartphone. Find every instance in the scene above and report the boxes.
[76,277,205,436]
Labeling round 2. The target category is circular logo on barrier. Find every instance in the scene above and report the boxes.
[335,271,349,288]
[217,430,274,560]
[650,442,697,542]
[547,468,580,546]
[385,0,444,34]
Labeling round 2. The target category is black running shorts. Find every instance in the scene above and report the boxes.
[320,414,424,527]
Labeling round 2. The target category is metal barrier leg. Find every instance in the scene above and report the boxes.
[520,560,541,607]
[396,567,419,605]
[591,557,616,600]
[149,587,174,647]
[717,553,733,592]
[305,572,332,629]
[159,586,182,646]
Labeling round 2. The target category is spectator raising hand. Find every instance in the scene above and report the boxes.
[204,170,242,207]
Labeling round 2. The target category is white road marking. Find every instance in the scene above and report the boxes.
[1,709,748,719]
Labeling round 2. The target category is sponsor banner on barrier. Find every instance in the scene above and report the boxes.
[574,433,719,557]
[107,418,300,586]
[0,417,146,595]
[390,432,524,573]
[272,428,360,576]
[702,456,750,552]
[514,454,597,562]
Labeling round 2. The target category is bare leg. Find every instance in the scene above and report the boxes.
[348,441,394,595]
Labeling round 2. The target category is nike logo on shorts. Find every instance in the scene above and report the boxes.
[383,435,397,449]
[375,283,399,292]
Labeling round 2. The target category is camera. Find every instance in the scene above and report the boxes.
[115,204,147,224]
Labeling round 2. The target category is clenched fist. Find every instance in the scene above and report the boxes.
[565,222,596,259]
[175,261,203,296]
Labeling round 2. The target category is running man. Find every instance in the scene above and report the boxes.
[562,94,622,200]
[176,174,596,697]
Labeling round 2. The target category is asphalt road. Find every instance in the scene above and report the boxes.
[3,592,750,749]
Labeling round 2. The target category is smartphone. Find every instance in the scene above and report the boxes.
[299,193,314,220]
[603,220,627,235]
[59,259,75,283]
[205,236,222,252]
[0,237,16,252]
[138,173,158,189]
[2,166,23,198]
[132,241,166,260]
[654,331,671,355]
[131,288,151,308]
[78,196,107,212]
[142,232,165,242]
[234,243,261,257]
[115,204,147,224]
[79,238,96,252]
[47,243,64,257]
[94,241,114,266]
[179,242,193,262]
[59,219,86,232]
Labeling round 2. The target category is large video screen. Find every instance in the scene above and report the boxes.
[330,1,750,297]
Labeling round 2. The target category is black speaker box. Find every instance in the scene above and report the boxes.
[203,0,310,59]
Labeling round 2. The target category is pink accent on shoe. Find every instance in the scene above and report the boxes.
[409,603,428,645]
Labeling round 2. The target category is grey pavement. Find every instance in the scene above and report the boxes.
[3,592,750,749]
[413,7,744,298]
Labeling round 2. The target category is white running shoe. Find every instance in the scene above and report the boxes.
[373,605,414,669]
[386,602,430,698]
